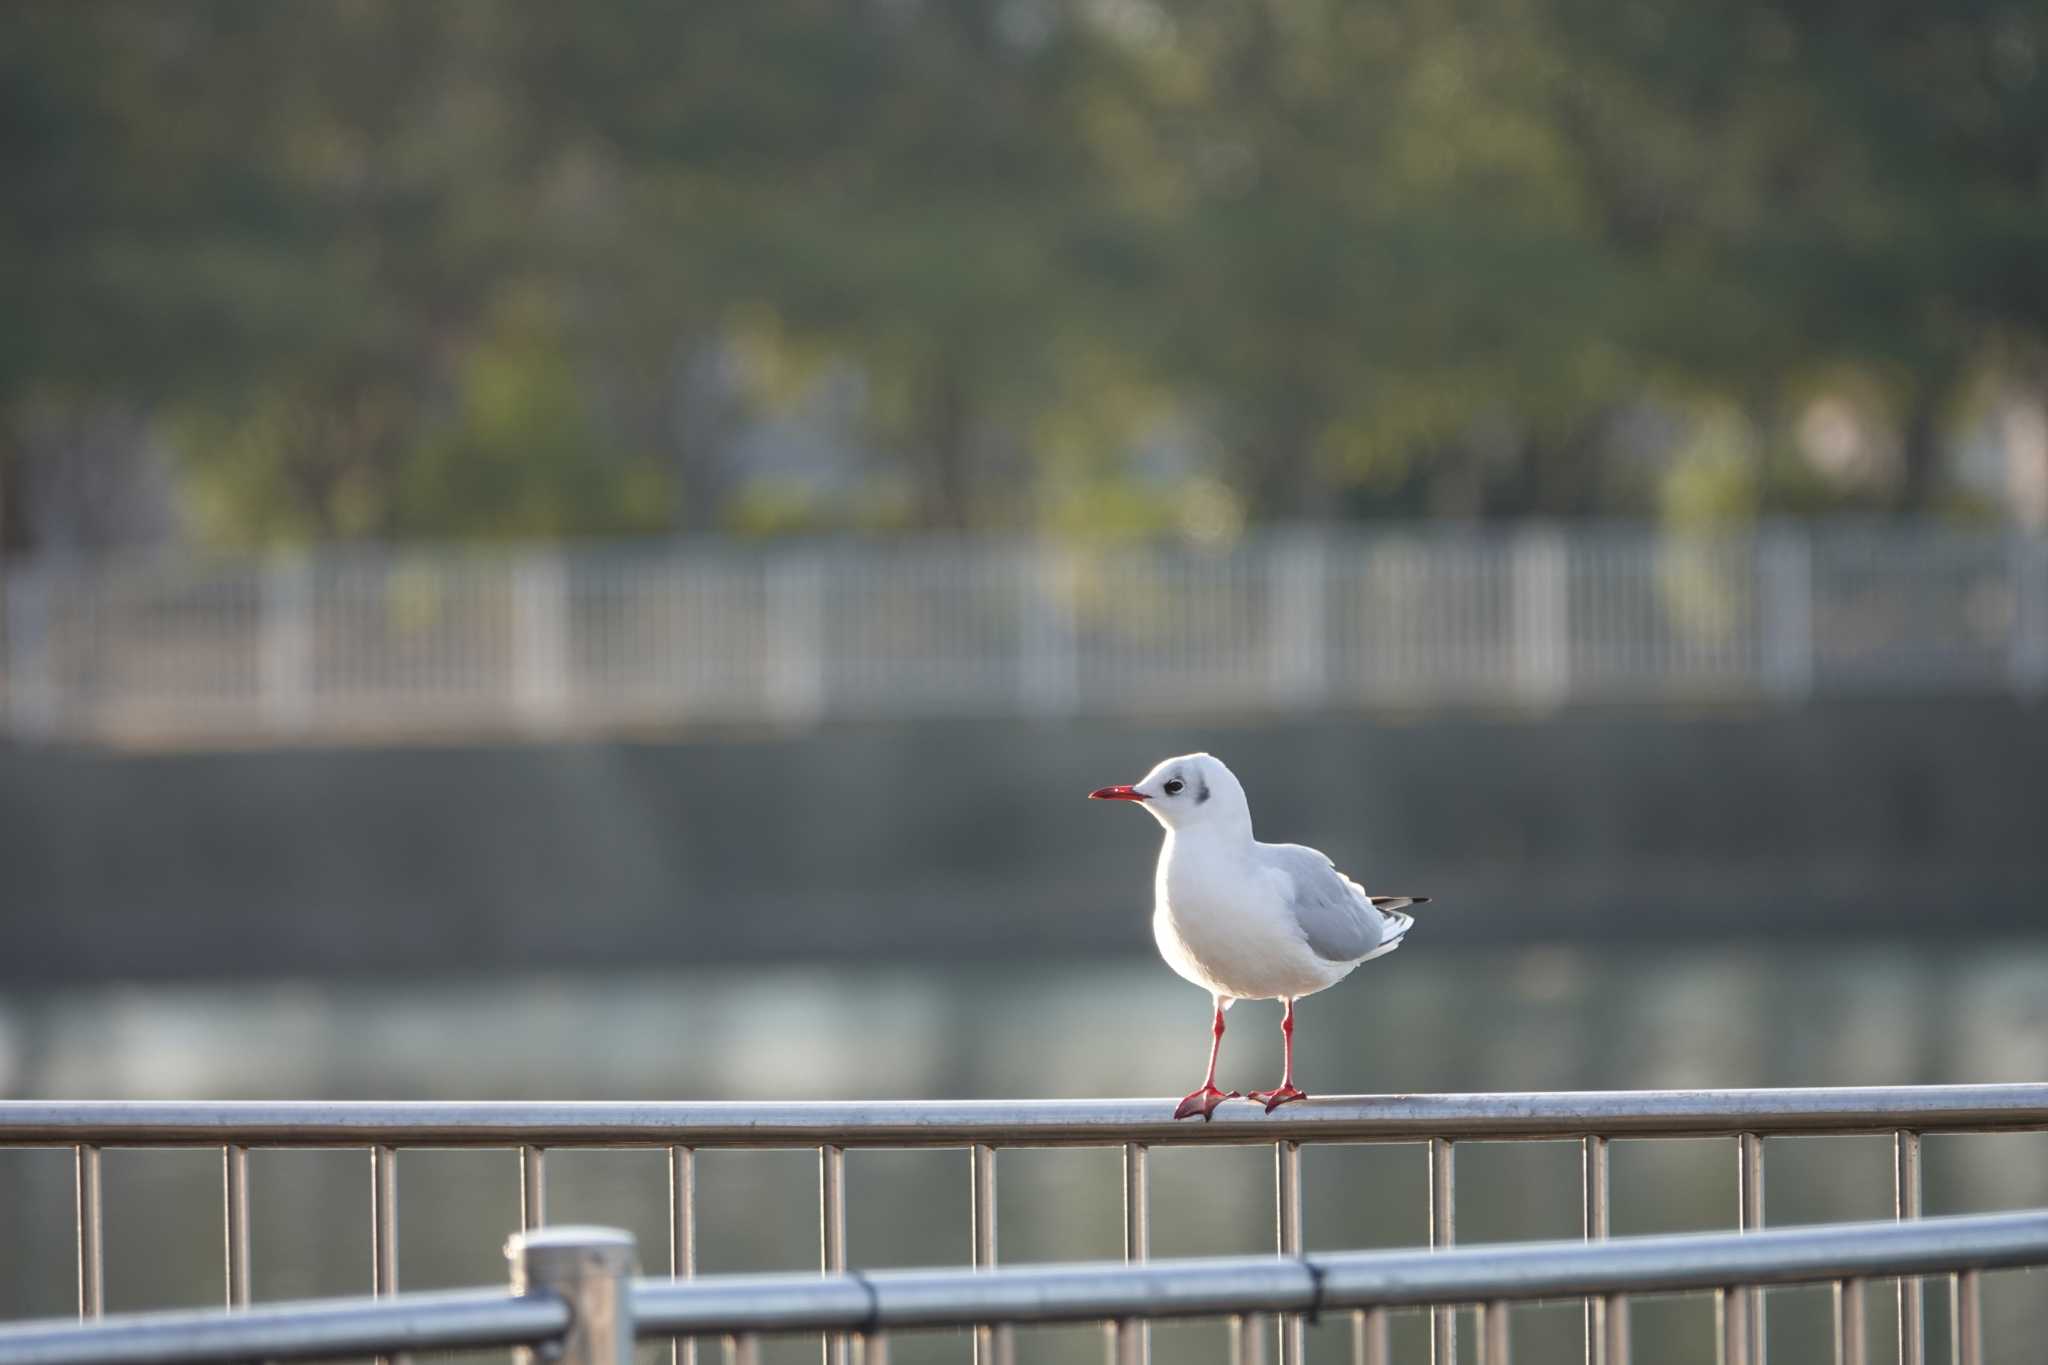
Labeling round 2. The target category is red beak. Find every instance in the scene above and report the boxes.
[1089,784,1149,801]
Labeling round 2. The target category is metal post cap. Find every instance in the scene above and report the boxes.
[507,1226,638,1288]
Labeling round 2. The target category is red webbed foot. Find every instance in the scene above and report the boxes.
[1173,1085,1242,1120]
[1248,1084,1308,1113]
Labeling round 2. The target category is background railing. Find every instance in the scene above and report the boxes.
[5,1086,2047,1365]
[4,525,2045,743]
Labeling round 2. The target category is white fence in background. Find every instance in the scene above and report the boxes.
[1,525,2044,744]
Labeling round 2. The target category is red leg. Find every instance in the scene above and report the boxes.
[1173,1000,1242,1120]
[1249,998,1308,1113]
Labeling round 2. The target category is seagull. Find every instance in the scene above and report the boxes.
[1090,753,1430,1119]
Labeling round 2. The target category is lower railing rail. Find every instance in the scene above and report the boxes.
[0,1289,567,1365]
[1,1211,2041,1365]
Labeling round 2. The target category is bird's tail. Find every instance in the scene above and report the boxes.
[1358,904,1418,962]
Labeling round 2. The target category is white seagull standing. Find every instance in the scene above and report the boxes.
[1091,752,1431,1119]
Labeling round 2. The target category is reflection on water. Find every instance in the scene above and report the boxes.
[2,944,2046,1364]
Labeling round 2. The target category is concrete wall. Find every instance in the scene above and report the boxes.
[3,700,2044,983]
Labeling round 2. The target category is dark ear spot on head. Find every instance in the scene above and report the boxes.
[1195,778,1211,805]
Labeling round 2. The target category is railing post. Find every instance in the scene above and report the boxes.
[372,1145,402,1365]
[1429,1138,1456,1365]
[1893,1132,1923,1365]
[1022,546,1079,716]
[671,1146,697,1365]
[1120,1142,1148,1365]
[821,1144,847,1365]
[1602,1296,1630,1365]
[1583,1136,1609,1365]
[1952,1268,1982,1365]
[1268,531,1329,708]
[1276,1139,1303,1365]
[1233,1313,1269,1365]
[513,551,571,727]
[260,553,313,734]
[74,1145,102,1319]
[1480,1299,1511,1365]
[224,1144,250,1308]
[973,1143,1006,1365]
[508,1225,637,1365]
[522,1146,547,1230]
[1737,1134,1766,1365]
[1511,526,1569,707]
[1835,1277,1866,1365]
[372,1146,398,1297]
[1354,1306,1389,1365]
[768,552,827,724]
[1718,1286,1752,1365]
[1761,523,1814,703]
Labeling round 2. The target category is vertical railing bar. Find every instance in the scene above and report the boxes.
[372,1147,397,1296]
[1582,1135,1609,1365]
[1603,1295,1630,1365]
[821,1143,847,1365]
[223,1144,250,1309]
[1233,1314,1268,1365]
[1834,1277,1866,1365]
[725,1333,760,1365]
[671,1146,697,1365]
[1952,1268,1981,1365]
[74,1145,103,1320]
[1353,1306,1389,1365]
[1123,1142,1149,1365]
[1737,1133,1766,1365]
[520,1146,546,1231]
[1429,1138,1455,1365]
[1121,1142,1150,1260]
[1276,1139,1303,1365]
[859,1331,890,1365]
[974,1144,1014,1365]
[973,1143,996,1254]
[1480,1299,1511,1365]
[1108,1319,1141,1365]
[371,1145,399,1365]
[1893,1131,1923,1365]
[1718,1286,1752,1365]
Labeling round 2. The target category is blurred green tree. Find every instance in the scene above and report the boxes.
[3,0,2045,549]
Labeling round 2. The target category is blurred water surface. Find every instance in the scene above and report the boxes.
[2,943,2045,1364]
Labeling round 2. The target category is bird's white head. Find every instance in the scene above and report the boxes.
[1089,752,1252,836]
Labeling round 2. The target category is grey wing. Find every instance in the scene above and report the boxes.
[1264,843,1385,962]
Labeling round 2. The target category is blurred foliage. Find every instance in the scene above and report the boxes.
[2,0,2046,549]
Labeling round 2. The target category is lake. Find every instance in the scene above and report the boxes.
[2,942,2045,1363]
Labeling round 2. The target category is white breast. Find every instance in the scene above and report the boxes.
[1151,834,1355,1002]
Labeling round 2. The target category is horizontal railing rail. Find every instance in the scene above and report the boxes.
[6,1083,2047,1146]
[1,1213,2035,1365]
[0,1289,567,1365]
[632,1211,2045,1341]
[9,1086,2043,1365]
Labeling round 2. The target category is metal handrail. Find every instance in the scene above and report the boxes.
[11,1087,2041,1365]
[0,1289,567,1365]
[630,1210,2048,1331]
[5,1083,2047,1147]
[0,1213,2033,1365]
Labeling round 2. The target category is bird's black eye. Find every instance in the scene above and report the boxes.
[1164,778,1185,795]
